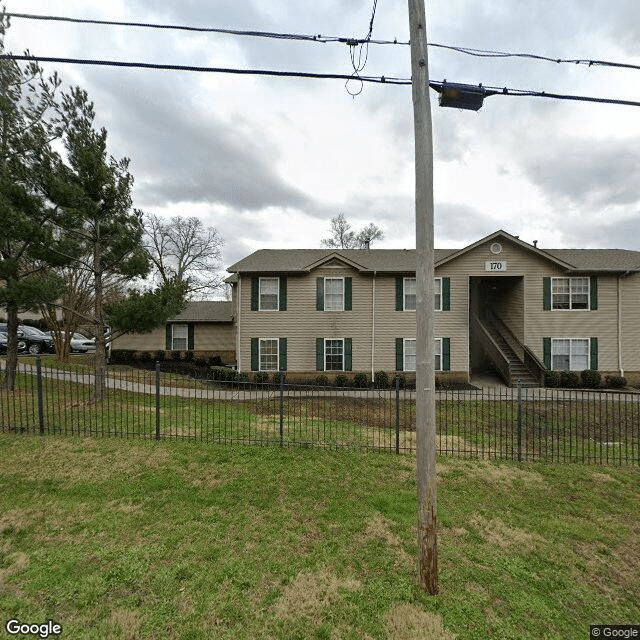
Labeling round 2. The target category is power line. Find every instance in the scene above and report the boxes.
[3,53,639,107]
[6,11,407,46]
[0,53,411,84]
[430,43,640,72]
[8,11,640,72]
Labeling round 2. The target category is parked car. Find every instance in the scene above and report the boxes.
[0,331,26,354]
[45,331,96,353]
[0,324,56,355]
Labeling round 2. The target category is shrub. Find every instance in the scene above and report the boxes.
[315,374,329,388]
[254,371,269,384]
[605,375,627,389]
[544,371,561,388]
[194,357,208,367]
[169,350,182,361]
[396,374,407,389]
[353,372,368,388]
[580,369,602,389]
[272,371,285,385]
[207,356,223,367]
[237,371,250,383]
[210,366,238,381]
[154,350,165,362]
[183,350,194,362]
[560,370,579,388]
[374,370,389,389]
[335,374,349,387]
[137,351,152,362]
[109,350,134,364]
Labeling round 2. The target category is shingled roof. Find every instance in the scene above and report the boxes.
[169,301,233,323]
[226,230,640,275]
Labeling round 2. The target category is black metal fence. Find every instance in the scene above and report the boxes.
[1,359,638,465]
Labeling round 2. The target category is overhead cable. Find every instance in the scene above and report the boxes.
[7,11,640,72]
[3,53,639,107]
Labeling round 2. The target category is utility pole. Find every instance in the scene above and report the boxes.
[407,0,438,594]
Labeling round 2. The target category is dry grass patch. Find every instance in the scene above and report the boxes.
[273,568,360,622]
[459,461,546,486]
[468,515,543,552]
[385,603,456,640]
[591,472,616,482]
[362,513,413,569]
[109,608,144,640]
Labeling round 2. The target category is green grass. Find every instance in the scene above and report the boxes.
[0,434,638,639]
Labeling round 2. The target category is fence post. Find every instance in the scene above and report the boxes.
[155,362,161,441]
[395,376,400,454]
[517,379,522,462]
[36,355,45,435]
[279,369,285,447]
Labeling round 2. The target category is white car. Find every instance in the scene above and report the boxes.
[45,331,96,353]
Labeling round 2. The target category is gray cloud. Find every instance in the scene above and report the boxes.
[520,138,640,208]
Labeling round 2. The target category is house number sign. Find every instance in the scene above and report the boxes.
[485,260,507,271]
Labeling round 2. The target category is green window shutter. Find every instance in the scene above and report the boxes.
[543,277,551,310]
[279,338,287,371]
[442,338,451,371]
[251,277,259,311]
[279,277,287,311]
[590,337,598,370]
[316,338,324,370]
[442,277,451,311]
[187,323,194,350]
[344,277,352,311]
[251,338,259,371]
[396,338,404,371]
[166,324,172,350]
[543,338,551,369]
[590,277,598,310]
[316,278,324,311]
[395,277,403,311]
[344,338,352,371]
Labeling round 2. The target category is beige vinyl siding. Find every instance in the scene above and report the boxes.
[111,323,234,352]
[196,324,235,351]
[112,327,165,351]
[620,273,640,375]
[239,267,374,373]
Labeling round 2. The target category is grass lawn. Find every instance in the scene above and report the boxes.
[0,435,638,639]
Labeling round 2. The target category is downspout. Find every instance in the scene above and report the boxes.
[371,271,377,381]
[236,276,242,370]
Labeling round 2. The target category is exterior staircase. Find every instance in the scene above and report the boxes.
[484,322,540,388]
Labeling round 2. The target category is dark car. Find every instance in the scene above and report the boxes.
[0,331,27,354]
[0,324,55,355]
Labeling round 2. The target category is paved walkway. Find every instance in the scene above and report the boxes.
[6,361,639,403]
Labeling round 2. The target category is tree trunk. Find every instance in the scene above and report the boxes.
[93,220,107,402]
[2,301,20,391]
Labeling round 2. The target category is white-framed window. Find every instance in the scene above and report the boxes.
[171,324,188,350]
[403,277,416,311]
[434,277,442,311]
[401,338,442,372]
[551,277,589,310]
[259,277,279,311]
[325,338,344,371]
[435,337,443,371]
[259,338,279,371]
[403,277,443,311]
[324,278,344,311]
[403,338,416,371]
[551,338,589,371]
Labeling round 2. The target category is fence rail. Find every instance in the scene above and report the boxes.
[1,359,638,465]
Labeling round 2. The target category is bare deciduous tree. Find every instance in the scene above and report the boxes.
[321,213,384,249]
[144,213,224,299]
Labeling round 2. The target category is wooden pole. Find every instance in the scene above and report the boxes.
[407,0,438,594]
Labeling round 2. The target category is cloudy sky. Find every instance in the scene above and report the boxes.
[5,0,640,279]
